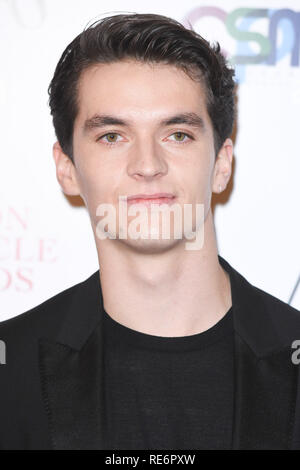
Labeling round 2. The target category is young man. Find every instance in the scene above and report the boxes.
[1,13,300,450]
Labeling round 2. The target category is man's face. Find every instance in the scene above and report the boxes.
[69,60,226,253]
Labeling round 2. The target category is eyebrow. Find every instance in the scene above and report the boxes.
[82,112,205,134]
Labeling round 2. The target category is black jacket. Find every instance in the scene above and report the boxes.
[1,255,300,450]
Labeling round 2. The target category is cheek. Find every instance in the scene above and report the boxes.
[189,143,215,197]
[181,161,211,199]
[75,162,109,217]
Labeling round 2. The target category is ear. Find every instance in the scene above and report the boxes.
[52,141,81,196]
[212,138,233,194]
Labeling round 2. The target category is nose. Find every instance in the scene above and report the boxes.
[127,137,168,181]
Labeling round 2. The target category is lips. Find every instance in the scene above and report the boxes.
[127,193,176,206]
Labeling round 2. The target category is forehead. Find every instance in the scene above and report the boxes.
[75,60,209,124]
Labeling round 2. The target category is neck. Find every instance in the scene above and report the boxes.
[95,208,232,337]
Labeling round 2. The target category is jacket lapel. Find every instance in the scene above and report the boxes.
[231,332,298,449]
[38,270,106,449]
[39,322,105,449]
[218,256,300,449]
[38,256,300,449]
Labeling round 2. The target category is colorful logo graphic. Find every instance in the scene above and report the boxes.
[183,7,300,82]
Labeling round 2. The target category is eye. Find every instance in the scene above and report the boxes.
[96,133,122,145]
[96,131,194,146]
[168,132,193,144]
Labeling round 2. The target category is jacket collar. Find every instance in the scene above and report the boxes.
[52,254,297,358]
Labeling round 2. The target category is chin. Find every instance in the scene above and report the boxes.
[117,235,182,255]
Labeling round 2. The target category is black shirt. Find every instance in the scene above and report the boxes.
[102,306,234,450]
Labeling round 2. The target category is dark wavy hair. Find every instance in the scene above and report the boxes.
[48,13,236,163]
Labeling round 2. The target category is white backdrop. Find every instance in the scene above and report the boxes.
[0,0,299,320]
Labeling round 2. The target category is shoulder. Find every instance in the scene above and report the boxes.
[238,270,300,350]
[244,265,300,316]
[222,253,300,320]
[219,254,300,350]
[0,271,97,343]
[252,281,300,328]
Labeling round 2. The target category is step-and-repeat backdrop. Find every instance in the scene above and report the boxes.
[1,0,299,320]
